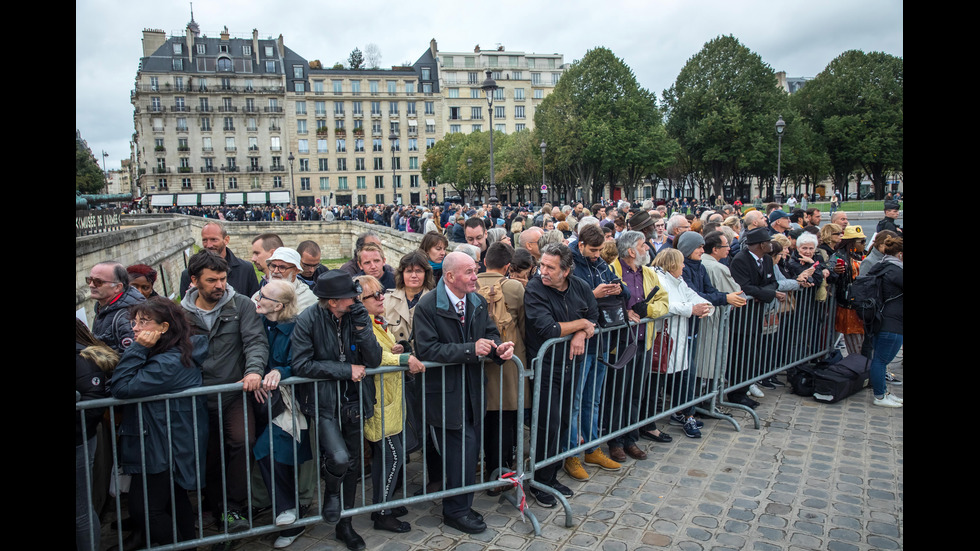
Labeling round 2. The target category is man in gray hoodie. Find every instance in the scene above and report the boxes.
[182,250,269,534]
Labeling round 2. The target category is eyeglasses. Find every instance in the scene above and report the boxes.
[364,290,385,301]
[301,262,320,270]
[86,277,120,287]
[258,291,282,304]
[130,317,158,329]
[267,263,291,273]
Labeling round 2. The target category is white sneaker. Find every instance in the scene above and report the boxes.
[748,384,765,398]
[274,527,305,548]
[873,394,903,408]
[275,509,297,526]
[885,392,903,404]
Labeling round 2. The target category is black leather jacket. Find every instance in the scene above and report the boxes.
[290,302,382,421]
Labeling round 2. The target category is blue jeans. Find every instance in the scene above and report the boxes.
[567,352,607,453]
[870,332,903,397]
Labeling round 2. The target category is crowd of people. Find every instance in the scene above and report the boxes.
[78,196,903,550]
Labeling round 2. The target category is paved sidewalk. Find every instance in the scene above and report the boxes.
[225,350,903,551]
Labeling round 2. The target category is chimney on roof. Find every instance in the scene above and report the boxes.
[220,26,230,41]
[141,29,167,58]
[253,29,259,63]
[278,34,284,58]
[474,44,480,53]
[430,38,437,58]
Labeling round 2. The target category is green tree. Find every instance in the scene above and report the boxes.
[348,48,364,70]
[536,47,671,203]
[76,133,105,194]
[794,50,903,200]
[662,35,786,200]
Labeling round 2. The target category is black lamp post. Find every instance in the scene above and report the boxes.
[467,157,473,205]
[287,151,295,206]
[389,132,398,205]
[481,69,499,205]
[775,115,785,204]
[540,140,547,204]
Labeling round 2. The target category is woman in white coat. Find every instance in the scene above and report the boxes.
[651,248,713,438]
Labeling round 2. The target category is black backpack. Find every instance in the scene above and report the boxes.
[844,262,900,326]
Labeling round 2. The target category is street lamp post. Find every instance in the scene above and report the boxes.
[467,157,473,206]
[775,115,785,204]
[287,151,295,207]
[481,69,500,206]
[389,132,398,205]
[540,140,547,204]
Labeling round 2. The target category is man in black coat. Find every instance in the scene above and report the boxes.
[412,252,515,535]
[876,200,903,236]
[523,243,599,508]
[728,228,785,407]
[291,270,382,550]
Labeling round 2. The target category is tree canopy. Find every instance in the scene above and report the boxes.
[348,48,364,70]
[793,50,903,199]
[76,133,105,194]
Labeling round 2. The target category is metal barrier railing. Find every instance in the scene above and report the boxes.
[75,357,532,550]
[525,285,838,526]
[76,288,838,546]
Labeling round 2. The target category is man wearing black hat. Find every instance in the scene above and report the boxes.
[877,201,903,236]
[627,210,659,265]
[727,228,785,408]
[291,270,382,550]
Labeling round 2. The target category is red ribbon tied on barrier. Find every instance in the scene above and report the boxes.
[498,471,527,521]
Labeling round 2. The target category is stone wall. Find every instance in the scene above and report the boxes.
[76,214,429,325]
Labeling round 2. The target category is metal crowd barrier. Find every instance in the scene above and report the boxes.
[525,286,839,526]
[716,285,838,429]
[75,357,532,551]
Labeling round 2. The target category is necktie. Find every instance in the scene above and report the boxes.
[456,300,466,326]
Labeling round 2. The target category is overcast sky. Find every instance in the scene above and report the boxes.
[76,0,902,172]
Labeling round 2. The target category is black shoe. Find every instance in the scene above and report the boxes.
[107,529,144,551]
[729,393,758,408]
[370,506,409,521]
[469,509,484,523]
[757,379,776,390]
[444,511,487,534]
[529,487,557,508]
[335,520,366,550]
[321,492,342,524]
[768,376,786,387]
[549,480,573,498]
[374,513,411,533]
[640,429,673,443]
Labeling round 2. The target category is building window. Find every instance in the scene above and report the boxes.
[425,101,435,115]
[301,177,311,191]
[369,81,379,94]
[389,101,399,115]
[355,139,365,153]
[470,88,481,99]
[298,139,309,153]
[243,45,251,56]
[157,178,168,190]
[387,81,397,94]
[338,177,349,190]
[356,176,366,189]
[355,158,365,171]
[320,177,330,190]
[314,80,324,93]
[336,139,346,152]
[228,177,238,189]
[409,157,419,170]
[422,83,432,94]
[450,124,461,134]
[408,138,418,152]
[515,105,525,119]
[449,107,460,120]
[471,124,482,133]
[297,120,308,134]
[406,82,415,94]
[373,139,383,152]
[410,174,420,188]
[495,106,505,119]
[425,122,435,133]
[514,88,525,100]
[371,102,382,115]
[273,176,283,188]
[531,73,541,85]
[351,81,361,94]
[352,102,363,115]
[296,101,307,115]
[426,138,436,150]
[181,178,192,189]
[496,124,506,133]
[376,193,386,204]
[515,123,526,132]
[374,158,384,170]
[448,88,459,99]
[421,67,431,80]
[337,158,347,171]
[299,158,309,172]
[471,107,482,119]
[319,158,330,171]
[206,177,216,190]
[173,43,182,55]
[293,65,304,79]
[334,101,345,116]
[534,89,544,99]
[266,60,276,72]
[374,175,384,189]
[196,44,205,55]
[317,139,328,153]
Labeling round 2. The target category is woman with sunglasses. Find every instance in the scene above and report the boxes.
[109,297,208,547]
[253,280,312,548]
[355,275,426,534]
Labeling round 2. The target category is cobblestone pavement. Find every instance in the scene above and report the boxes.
[217,349,901,551]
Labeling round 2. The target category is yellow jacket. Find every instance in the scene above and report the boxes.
[364,321,404,442]
[609,258,670,350]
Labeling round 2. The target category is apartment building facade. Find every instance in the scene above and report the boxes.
[132,20,564,208]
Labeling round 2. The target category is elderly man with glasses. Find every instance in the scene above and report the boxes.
[87,261,146,353]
